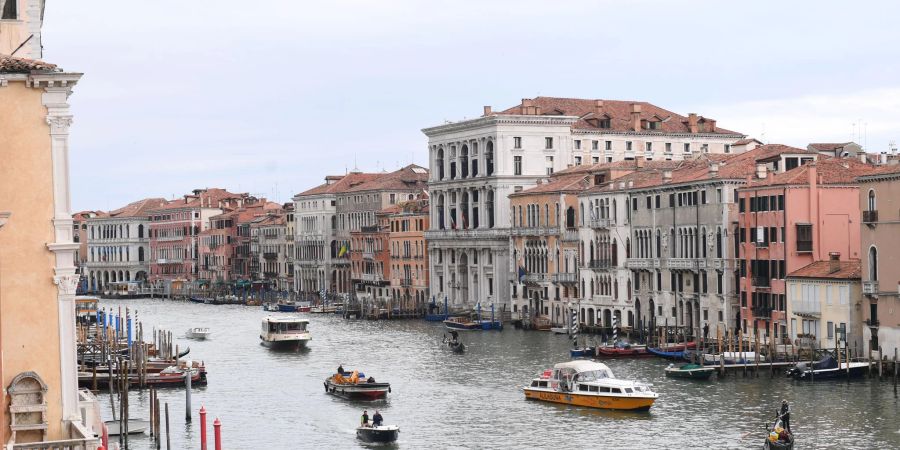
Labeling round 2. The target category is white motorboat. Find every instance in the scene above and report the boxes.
[260,316,311,349]
[185,327,210,340]
[550,327,569,335]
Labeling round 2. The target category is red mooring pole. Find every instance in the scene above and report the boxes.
[102,423,109,449]
[199,406,208,450]
[213,418,222,450]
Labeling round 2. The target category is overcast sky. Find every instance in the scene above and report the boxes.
[45,1,900,212]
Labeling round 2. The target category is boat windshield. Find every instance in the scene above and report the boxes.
[577,369,612,381]
[268,322,307,333]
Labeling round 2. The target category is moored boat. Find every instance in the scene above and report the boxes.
[324,370,391,400]
[277,301,298,312]
[786,354,870,380]
[523,360,658,411]
[296,301,312,312]
[664,363,714,380]
[186,327,210,340]
[75,296,100,324]
[105,419,151,436]
[570,347,596,358]
[648,347,684,359]
[356,425,399,443]
[443,316,480,330]
[259,316,311,349]
[262,302,280,312]
[550,327,569,335]
[595,342,652,358]
[703,351,765,365]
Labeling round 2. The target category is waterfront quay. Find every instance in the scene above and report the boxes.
[100,298,899,449]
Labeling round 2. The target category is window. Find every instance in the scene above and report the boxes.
[605,141,612,151]
[626,141,633,151]
[574,139,581,150]
[827,321,834,339]
[701,144,709,153]
[665,143,672,153]
[796,224,812,252]
[546,156,554,175]
[632,198,638,211]
[684,143,691,153]
[545,137,553,149]
[645,142,653,152]
[592,140,599,150]
[575,156,582,166]
[724,144,731,153]
[701,190,707,204]
[592,157,600,164]
[655,195,660,208]
[513,137,522,149]
[1,0,16,19]
[514,156,522,175]
[389,193,396,204]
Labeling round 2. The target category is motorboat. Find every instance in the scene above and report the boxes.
[786,354,870,380]
[595,341,652,358]
[443,316,480,331]
[523,360,658,411]
[703,351,765,365]
[310,304,336,314]
[105,419,151,436]
[570,346,596,358]
[185,327,210,340]
[647,343,697,360]
[356,425,399,443]
[259,316,311,349]
[276,301,298,312]
[296,301,312,313]
[550,327,569,335]
[262,303,280,312]
[75,296,100,324]
[664,363,715,380]
[324,370,391,400]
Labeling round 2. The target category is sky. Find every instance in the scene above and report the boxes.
[44,1,900,212]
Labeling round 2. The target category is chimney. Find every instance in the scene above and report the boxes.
[859,153,867,163]
[483,105,492,116]
[627,180,634,188]
[631,103,642,132]
[618,181,626,189]
[709,162,719,178]
[521,99,533,115]
[635,156,645,169]
[594,100,604,115]
[829,252,841,274]
[688,113,699,133]
[663,170,673,183]
[808,163,817,189]
[707,119,716,133]
[756,163,767,179]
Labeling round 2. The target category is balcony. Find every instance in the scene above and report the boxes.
[264,233,279,240]
[362,251,375,260]
[865,318,880,327]
[589,218,612,228]
[509,227,558,237]
[561,229,580,242]
[263,252,278,260]
[626,258,660,269]
[698,258,731,270]
[863,210,878,224]
[361,273,387,284]
[752,276,771,288]
[156,258,183,265]
[752,305,774,318]
[551,272,578,283]
[263,271,278,278]
[863,280,879,295]
[665,258,698,270]
[399,277,413,286]
[156,235,184,242]
[426,228,511,241]
[360,225,380,233]
[587,259,612,270]
[523,273,549,283]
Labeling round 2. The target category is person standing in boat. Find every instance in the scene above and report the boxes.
[337,364,344,375]
[361,410,370,427]
[373,410,383,427]
[780,400,791,433]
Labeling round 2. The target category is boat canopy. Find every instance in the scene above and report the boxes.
[553,360,614,377]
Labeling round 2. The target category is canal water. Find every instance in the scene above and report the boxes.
[100,298,900,449]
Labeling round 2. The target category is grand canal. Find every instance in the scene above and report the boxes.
[101,298,900,449]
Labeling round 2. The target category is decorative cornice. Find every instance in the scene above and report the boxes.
[53,273,80,296]
[28,73,83,89]
[0,211,10,229]
[422,115,579,137]
[571,129,745,140]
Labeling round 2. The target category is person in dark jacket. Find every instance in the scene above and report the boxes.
[361,410,369,427]
[780,400,791,432]
[373,410,383,427]
[337,364,344,375]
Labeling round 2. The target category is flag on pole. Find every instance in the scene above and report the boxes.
[338,242,348,257]
[517,266,526,283]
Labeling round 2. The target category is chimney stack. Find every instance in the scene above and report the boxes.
[627,180,634,188]
[756,163,767,179]
[635,156,645,169]
[594,100,604,116]
[483,105,492,116]
[829,252,841,274]
[709,162,719,178]
[688,113,699,133]
[859,153,868,163]
[808,162,818,188]
[521,98,533,115]
[663,170,673,183]
[631,103,642,132]
[707,119,716,133]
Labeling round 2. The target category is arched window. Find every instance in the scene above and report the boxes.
[436,147,445,180]
[716,227,723,258]
[460,145,469,178]
[869,246,878,281]
[487,191,495,228]
[138,247,145,262]
[486,141,495,175]
[701,227,707,258]
[568,207,577,229]
[868,189,876,211]
[137,224,144,238]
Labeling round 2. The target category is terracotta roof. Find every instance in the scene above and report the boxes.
[495,97,742,135]
[808,142,854,152]
[733,138,763,146]
[210,202,282,223]
[855,163,900,180]
[554,159,682,176]
[343,164,429,193]
[749,157,879,187]
[296,172,383,197]
[787,260,861,280]
[150,189,247,211]
[107,198,169,219]
[0,54,59,73]
[510,174,594,197]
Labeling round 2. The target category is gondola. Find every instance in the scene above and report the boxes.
[444,331,465,353]
[763,416,793,449]
[356,425,399,443]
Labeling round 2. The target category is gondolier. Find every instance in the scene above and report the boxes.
[780,400,791,432]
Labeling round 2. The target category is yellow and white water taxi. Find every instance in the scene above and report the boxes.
[523,360,658,411]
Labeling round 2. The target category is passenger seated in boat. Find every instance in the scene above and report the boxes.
[361,410,370,427]
[373,411,383,427]
[367,376,376,383]
[337,364,344,375]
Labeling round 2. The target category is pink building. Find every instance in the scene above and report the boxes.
[737,157,877,341]
[198,200,280,286]
[148,189,251,285]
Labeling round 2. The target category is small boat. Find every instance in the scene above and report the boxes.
[664,363,715,380]
[443,316,480,331]
[277,301,298,312]
[105,419,151,436]
[647,347,684,359]
[310,304,336,314]
[550,327,569,335]
[703,351,765,365]
[763,416,794,449]
[262,303,280,312]
[570,347,596,358]
[356,425,399,443]
[595,342,652,358]
[259,316,311,349]
[324,370,391,400]
[523,360,658,411]
[444,331,465,353]
[189,296,211,304]
[185,327,210,340]
[296,301,312,313]
[78,364,207,389]
[786,354,870,381]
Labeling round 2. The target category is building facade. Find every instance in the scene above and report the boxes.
[0,54,100,446]
[251,213,293,291]
[425,97,745,312]
[84,197,165,293]
[786,259,863,352]
[350,212,391,306]
[857,167,900,356]
[387,199,430,313]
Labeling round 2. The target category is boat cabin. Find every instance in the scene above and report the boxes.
[262,318,309,334]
